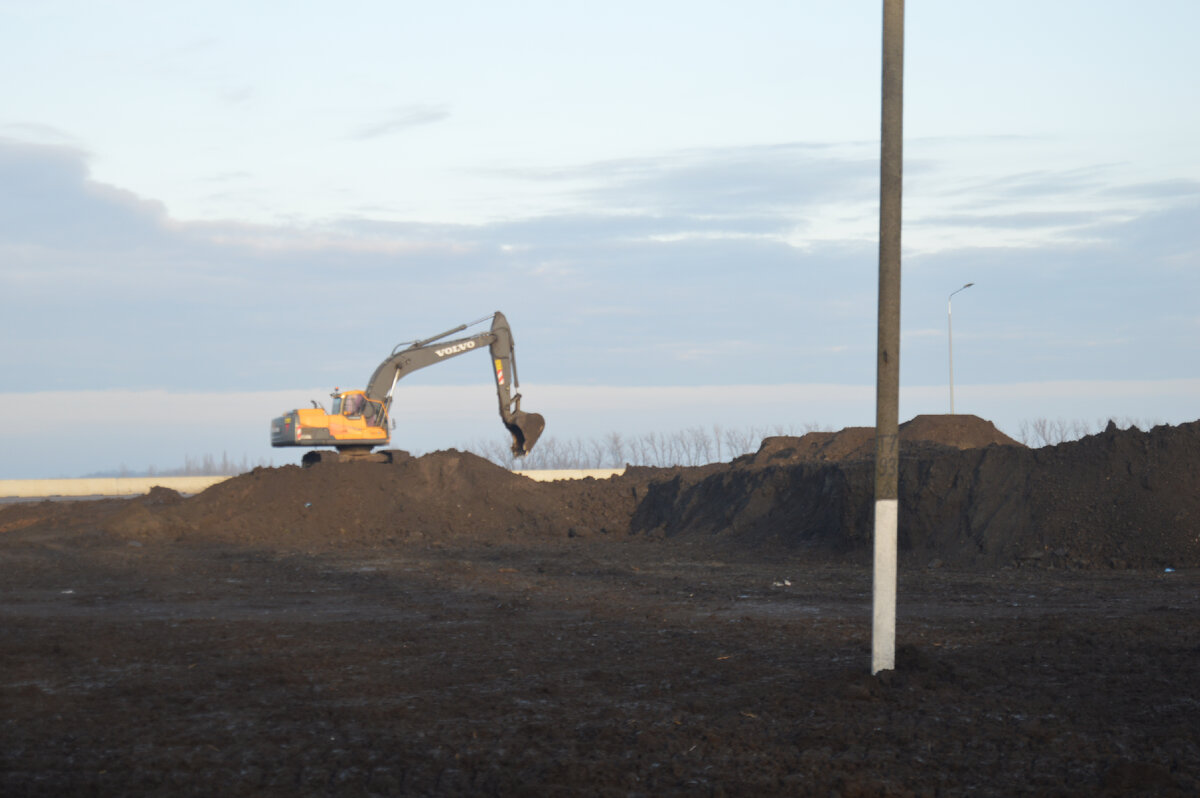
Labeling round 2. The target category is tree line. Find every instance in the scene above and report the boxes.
[473,416,1161,470]
[90,417,1162,477]
[84,452,273,479]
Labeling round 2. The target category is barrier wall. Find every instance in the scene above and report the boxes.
[0,476,233,499]
[0,468,626,498]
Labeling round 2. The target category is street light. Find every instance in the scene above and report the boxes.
[948,282,974,414]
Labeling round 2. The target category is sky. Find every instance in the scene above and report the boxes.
[2,1,1198,478]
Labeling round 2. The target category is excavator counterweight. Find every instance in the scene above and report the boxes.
[270,312,544,465]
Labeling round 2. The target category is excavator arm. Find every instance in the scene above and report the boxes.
[364,312,544,456]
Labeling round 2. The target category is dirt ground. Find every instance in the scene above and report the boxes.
[2,415,1199,796]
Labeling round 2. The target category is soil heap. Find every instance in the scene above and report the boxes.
[632,415,1200,568]
[85,414,1200,569]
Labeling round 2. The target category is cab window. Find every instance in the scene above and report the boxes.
[342,394,366,416]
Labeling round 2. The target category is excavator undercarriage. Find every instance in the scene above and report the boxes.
[299,447,410,467]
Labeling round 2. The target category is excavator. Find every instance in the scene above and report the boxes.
[270,312,545,466]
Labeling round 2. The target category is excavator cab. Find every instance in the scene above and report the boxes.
[331,393,359,415]
[331,390,383,423]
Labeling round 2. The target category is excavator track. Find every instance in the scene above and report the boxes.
[301,448,411,467]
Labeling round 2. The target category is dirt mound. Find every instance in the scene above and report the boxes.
[900,413,1022,448]
[15,415,1199,570]
[633,419,1200,569]
[742,414,1021,466]
[103,449,639,550]
[743,428,876,465]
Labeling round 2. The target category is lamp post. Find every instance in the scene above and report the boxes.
[947,282,974,414]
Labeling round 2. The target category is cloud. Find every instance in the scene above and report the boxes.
[911,209,1119,232]
[349,104,451,140]
[0,137,168,249]
[521,143,883,226]
[0,123,82,147]
[1,135,1196,404]
[221,86,256,106]
[954,164,1114,204]
[1094,199,1200,263]
[1105,178,1200,200]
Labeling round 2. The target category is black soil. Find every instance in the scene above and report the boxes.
[3,414,1198,795]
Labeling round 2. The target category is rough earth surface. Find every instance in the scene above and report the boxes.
[2,414,1198,796]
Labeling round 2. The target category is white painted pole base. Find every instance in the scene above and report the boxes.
[872,498,898,674]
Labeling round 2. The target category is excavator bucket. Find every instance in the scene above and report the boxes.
[506,410,545,457]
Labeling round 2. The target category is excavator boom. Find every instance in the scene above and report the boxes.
[270,312,544,464]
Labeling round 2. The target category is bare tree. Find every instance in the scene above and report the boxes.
[1016,417,1161,447]
[461,423,829,470]
[605,432,625,467]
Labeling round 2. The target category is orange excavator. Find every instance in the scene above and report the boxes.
[270,312,545,466]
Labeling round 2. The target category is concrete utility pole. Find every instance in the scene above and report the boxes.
[948,282,974,414]
[873,0,904,675]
